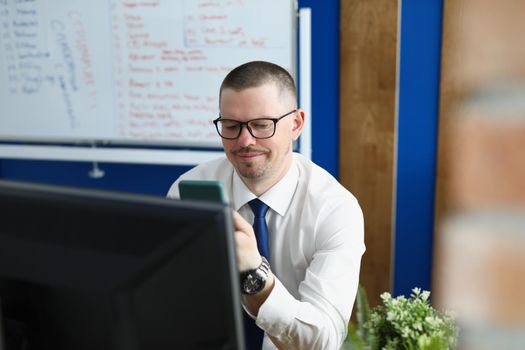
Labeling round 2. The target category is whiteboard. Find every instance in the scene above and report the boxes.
[0,0,296,147]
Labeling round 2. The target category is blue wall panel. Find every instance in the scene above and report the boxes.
[299,0,340,174]
[393,0,443,296]
[0,159,191,196]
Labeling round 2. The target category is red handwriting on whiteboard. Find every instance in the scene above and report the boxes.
[183,0,250,48]
[161,49,206,62]
[122,1,160,9]
[110,0,221,142]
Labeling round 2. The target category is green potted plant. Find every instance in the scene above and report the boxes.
[343,286,458,350]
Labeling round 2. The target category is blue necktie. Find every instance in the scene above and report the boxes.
[249,199,270,260]
[243,198,270,350]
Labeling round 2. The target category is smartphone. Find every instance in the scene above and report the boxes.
[178,180,226,204]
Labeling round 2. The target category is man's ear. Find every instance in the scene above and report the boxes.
[291,109,305,141]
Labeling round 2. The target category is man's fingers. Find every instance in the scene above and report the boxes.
[231,209,262,271]
[232,210,254,236]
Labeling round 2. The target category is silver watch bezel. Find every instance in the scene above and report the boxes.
[240,256,270,295]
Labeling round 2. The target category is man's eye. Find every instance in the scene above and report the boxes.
[251,121,271,129]
[221,121,239,129]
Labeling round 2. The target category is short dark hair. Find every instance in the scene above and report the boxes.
[220,61,297,103]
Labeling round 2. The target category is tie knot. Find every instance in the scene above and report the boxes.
[248,198,269,218]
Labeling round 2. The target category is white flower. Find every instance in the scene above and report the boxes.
[380,292,392,301]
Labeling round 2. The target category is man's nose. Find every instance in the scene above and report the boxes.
[236,125,256,147]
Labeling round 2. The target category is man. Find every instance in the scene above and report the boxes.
[167,61,365,350]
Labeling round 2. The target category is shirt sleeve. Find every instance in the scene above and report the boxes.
[255,196,365,350]
[166,179,181,199]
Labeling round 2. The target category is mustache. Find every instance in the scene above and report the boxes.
[232,147,269,155]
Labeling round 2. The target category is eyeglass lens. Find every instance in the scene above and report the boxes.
[217,119,275,139]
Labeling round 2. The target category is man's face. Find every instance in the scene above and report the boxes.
[219,82,303,186]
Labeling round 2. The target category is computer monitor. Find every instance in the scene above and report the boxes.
[0,180,244,350]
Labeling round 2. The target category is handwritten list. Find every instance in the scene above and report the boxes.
[0,0,294,145]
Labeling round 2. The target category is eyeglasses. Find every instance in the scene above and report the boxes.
[213,109,296,140]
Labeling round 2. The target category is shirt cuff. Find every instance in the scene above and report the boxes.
[256,277,299,337]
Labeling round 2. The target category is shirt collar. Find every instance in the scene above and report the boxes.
[232,159,300,216]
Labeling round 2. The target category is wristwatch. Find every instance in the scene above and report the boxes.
[240,256,270,295]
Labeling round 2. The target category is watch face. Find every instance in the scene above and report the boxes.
[242,274,264,295]
[240,257,269,295]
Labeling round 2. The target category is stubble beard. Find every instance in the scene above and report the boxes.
[235,151,273,180]
[233,142,291,182]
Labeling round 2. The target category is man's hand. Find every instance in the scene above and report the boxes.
[232,210,263,272]
[231,210,275,315]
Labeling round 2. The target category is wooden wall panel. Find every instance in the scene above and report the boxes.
[339,0,398,306]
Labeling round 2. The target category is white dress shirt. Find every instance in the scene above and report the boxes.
[167,153,365,350]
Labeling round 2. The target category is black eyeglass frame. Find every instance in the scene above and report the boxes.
[212,109,297,140]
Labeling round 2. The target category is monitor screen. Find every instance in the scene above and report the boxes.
[0,180,244,350]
